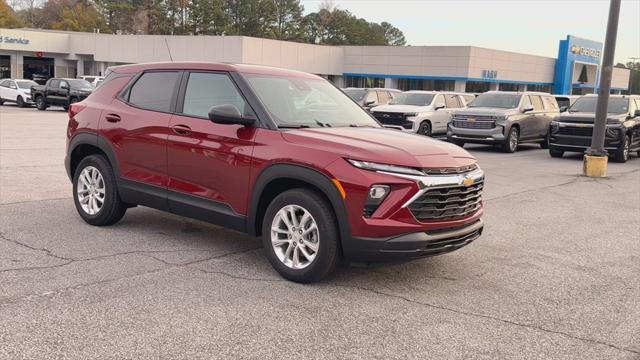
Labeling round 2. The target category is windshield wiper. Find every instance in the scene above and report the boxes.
[349,124,375,128]
[314,120,332,128]
[277,124,310,129]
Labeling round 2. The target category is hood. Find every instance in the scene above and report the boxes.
[371,104,430,113]
[453,107,518,116]
[557,112,627,124]
[282,127,476,168]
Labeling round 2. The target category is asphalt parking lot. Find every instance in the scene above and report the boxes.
[1,104,639,359]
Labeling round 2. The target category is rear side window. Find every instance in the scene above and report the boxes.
[542,96,558,110]
[128,71,180,112]
[445,94,461,108]
[530,96,544,111]
[0,80,9,87]
[181,72,247,118]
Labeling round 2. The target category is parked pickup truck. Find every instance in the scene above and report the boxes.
[31,78,93,111]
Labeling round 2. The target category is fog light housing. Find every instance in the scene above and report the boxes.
[364,185,390,217]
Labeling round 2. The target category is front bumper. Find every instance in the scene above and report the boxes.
[549,124,624,153]
[346,218,483,263]
[447,124,506,144]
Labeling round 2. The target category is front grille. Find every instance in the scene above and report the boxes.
[423,163,478,175]
[453,114,497,121]
[373,112,413,129]
[409,182,483,221]
[452,119,496,129]
[557,126,593,137]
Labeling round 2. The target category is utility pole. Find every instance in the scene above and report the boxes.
[583,0,621,177]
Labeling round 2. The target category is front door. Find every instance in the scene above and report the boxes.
[166,71,257,226]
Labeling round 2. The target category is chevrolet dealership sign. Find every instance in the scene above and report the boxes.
[569,44,601,59]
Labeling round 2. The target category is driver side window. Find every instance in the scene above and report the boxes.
[181,72,249,119]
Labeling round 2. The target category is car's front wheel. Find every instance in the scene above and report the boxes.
[262,189,340,283]
[35,96,46,111]
[73,155,127,226]
[502,127,519,153]
[549,148,564,158]
[612,135,630,163]
[418,121,432,137]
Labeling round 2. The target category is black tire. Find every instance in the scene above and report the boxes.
[63,105,69,112]
[35,96,46,111]
[540,133,549,149]
[501,126,519,153]
[72,154,127,226]
[0,98,4,105]
[612,135,630,163]
[262,188,340,283]
[453,141,465,147]
[549,148,564,158]
[417,121,432,137]
[16,96,25,108]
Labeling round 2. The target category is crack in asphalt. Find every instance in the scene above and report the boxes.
[483,168,640,203]
[0,197,71,206]
[327,283,640,356]
[0,245,263,306]
[0,232,73,262]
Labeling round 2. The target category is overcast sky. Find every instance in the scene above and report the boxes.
[300,0,640,64]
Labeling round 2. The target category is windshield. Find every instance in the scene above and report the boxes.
[343,88,366,101]
[16,80,37,89]
[392,93,434,106]
[67,79,93,90]
[569,97,628,114]
[470,94,521,108]
[243,74,380,128]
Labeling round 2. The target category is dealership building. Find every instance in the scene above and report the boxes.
[0,28,631,94]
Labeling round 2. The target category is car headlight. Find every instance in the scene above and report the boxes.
[495,115,508,124]
[405,112,419,117]
[347,159,424,176]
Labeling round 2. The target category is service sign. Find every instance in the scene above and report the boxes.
[0,36,30,45]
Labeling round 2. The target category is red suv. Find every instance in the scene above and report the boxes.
[65,62,485,283]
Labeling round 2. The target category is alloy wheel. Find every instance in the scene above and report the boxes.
[76,166,106,215]
[509,128,518,152]
[270,205,320,270]
[623,137,629,161]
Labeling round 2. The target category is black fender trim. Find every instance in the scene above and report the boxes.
[247,164,351,247]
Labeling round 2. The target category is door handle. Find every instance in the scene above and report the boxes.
[105,114,121,123]
[172,124,192,135]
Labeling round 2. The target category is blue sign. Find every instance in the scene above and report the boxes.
[553,35,603,94]
[0,36,30,45]
[481,70,498,79]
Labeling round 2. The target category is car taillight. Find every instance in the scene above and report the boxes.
[69,102,87,120]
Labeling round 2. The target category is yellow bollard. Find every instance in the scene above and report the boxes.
[583,154,608,178]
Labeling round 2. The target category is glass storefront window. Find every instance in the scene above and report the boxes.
[0,56,10,79]
[396,78,454,91]
[465,81,491,93]
[344,76,385,88]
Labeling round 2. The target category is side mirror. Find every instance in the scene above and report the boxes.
[522,105,534,113]
[634,109,640,118]
[60,83,70,90]
[10,85,17,90]
[435,104,446,110]
[364,100,377,107]
[559,106,568,113]
[208,104,255,126]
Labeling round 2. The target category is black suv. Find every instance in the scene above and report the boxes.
[548,95,640,163]
[31,78,93,111]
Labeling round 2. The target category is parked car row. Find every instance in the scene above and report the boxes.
[344,87,640,162]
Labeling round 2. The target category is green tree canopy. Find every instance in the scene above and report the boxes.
[0,0,24,28]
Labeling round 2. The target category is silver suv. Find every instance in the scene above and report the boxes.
[447,91,560,153]
[342,87,401,111]
[370,91,474,136]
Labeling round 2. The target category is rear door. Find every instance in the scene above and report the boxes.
[46,79,61,104]
[529,95,546,139]
[166,71,257,225]
[98,70,180,208]
[0,80,12,101]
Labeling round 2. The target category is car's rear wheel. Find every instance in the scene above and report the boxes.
[262,188,340,283]
[453,140,465,147]
[418,121,432,137]
[540,133,549,149]
[612,135,630,163]
[549,148,564,158]
[73,154,127,226]
[502,127,519,153]
[35,96,46,111]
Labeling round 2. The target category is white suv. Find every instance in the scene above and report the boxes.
[370,91,474,136]
[0,79,38,107]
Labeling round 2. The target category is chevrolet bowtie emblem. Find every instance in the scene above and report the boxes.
[462,176,474,187]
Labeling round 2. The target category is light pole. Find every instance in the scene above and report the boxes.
[584,0,621,177]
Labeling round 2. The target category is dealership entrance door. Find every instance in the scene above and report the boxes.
[23,57,54,84]
[0,56,10,79]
